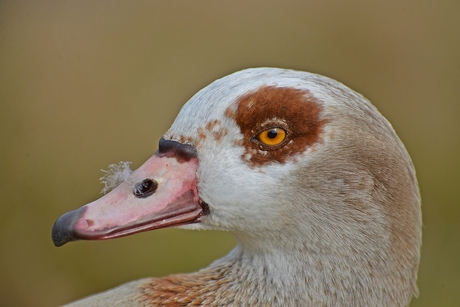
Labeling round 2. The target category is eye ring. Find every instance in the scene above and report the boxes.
[255,127,287,146]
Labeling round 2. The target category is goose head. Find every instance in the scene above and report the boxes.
[52,68,421,305]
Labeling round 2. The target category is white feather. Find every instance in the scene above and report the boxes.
[99,161,133,194]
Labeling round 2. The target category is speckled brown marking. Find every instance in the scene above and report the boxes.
[197,127,207,141]
[212,127,228,142]
[178,135,193,144]
[229,86,327,167]
[205,120,219,132]
[200,119,228,143]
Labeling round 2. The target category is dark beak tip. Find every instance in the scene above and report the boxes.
[51,234,68,247]
[51,221,72,247]
[51,207,86,247]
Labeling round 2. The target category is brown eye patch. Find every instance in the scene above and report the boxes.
[226,85,326,167]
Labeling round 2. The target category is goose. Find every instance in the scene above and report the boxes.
[52,67,421,306]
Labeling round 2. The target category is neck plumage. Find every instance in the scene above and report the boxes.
[68,245,413,307]
[140,243,413,306]
[66,242,414,306]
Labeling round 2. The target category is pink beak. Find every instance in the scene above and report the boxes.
[52,139,208,247]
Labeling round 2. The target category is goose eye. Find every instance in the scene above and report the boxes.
[256,128,287,146]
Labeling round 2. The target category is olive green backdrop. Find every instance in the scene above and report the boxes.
[1,1,459,306]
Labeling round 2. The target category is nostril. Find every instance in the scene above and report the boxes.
[133,178,158,198]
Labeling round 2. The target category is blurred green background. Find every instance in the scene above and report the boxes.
[1,1,459,306]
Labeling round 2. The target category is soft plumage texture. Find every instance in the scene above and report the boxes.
[99,161,133,194]
[64,68,421,307]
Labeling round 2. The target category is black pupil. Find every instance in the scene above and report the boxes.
[267,129,278,139]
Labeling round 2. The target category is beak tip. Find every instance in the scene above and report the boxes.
[51,235,67,247]
[51,207,86,247]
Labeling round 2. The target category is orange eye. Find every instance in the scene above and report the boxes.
[257,128,287,146]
